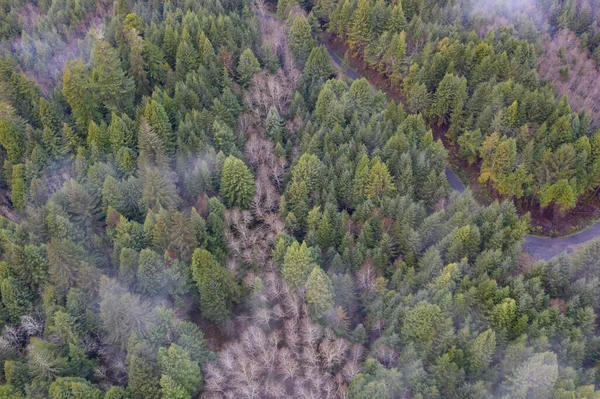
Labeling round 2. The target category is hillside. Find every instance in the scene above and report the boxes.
[0,0,598,398]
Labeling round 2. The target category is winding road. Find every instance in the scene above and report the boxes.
[261,12,600,260]
[321,36,600,261]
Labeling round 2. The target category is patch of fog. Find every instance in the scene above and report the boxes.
[0,2,111,94]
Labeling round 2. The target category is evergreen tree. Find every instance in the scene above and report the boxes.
[108,112,136,153]
[62,61,97,130]
[265,106,285,143]
[540,179,576,215]
[138,119,167,168]
[365,159,395,203]
[220,155,254,209]
[281,241,315,288]
[48,377,101,399]
[236,49,261,87]
[348,0,371,54]
[191,249,238,324]
[10,164,25,212]
[127,354,161,399]
[289,15,315,66]
[48,238,86,298]
[0,111,26,164]
[157,344,202,397]
[144,100,175,156]
[387,0,407,32]
[305,266,334,317]
[126,27,149,99]
[141,167,180,211]
[91,40,134,116]
[137,248,164,295]
[175,28,199,80]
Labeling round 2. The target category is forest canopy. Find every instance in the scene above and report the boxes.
[0,0,598,398]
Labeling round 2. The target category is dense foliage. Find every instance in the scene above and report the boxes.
[0,0,598,398]
[321,0,600,215]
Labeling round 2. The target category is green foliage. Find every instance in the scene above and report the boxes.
[62,61,97,130]
[191,249,238,323]
[219,155,254,209]
[157,344,202,397]
[1,1,600,398]
[289,15,315,66]
[348,359,403,399]
[402,301,443,344]
[236,49,261,86]
[91,40,134,116]
[281,241,316,288]
[11,164,26,212]
[540,179,576,214]
[48,377,101,399]
[305,266,334,317]
[137,248,165,295]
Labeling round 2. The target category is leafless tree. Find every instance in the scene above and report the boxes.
[538,29,600,128]
[356,261,379,294]
[202,273,356,399]
[20,314,44,337]
[319,338,349,371]
[372,343,398,367]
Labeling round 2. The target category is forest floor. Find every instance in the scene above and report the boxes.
[320,31,600,242]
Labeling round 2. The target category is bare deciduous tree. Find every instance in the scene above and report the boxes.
[202,274,356,399]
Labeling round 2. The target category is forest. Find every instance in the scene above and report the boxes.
[321,0,600,222]
[0,0,598,398]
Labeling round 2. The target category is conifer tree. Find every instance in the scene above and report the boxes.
[157,344,202,397]
[306,266,334,317]
[365,160,395,203]
[175,27,199,80]
[479,133,517,188]
[291,153,324,193]
[220,155,254,209]
[141,167,180,211]
[197,31,215,65]
[0,108,26,164]
[127,353,161,399]
[289,15,315,66]
[236,49,261,87]
[282,241,315,288]
[540,179,576,215]
[108,112,136,153]
[302,46,335,104]
[138,119,167,169]
[144,100,175,156]
[49,377,101,399]
[39,97,62,149]
[191,249,238,324]
[169,211,197,262]
[126,27,149,99]
[160,375,188,399]
[429,73,467,127]
[163,24,179,67]
[137,248,164,295]
[348,0,371,54]
[212,120,238,154]
[10,164,25,212]
[382,32,406,84]
[457,128,483,165]
[265,106,285,143]
[91,40,134,116]
[388,0,407,32]
[62,61,97,130]
[48,238,86,298]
